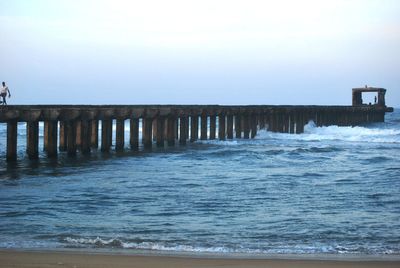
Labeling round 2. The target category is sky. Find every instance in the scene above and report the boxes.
[0,0,399,106]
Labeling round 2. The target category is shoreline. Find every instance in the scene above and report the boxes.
[1,249,400,268]
[3,247,400,260]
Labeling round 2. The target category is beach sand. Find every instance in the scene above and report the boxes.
[1,250,399,268]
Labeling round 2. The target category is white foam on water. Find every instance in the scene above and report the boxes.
[256,121,400,144]
[62,237,399,255]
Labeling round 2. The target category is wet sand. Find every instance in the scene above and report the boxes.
[1,250,400,268]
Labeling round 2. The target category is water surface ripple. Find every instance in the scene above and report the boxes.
[0,111,399,255]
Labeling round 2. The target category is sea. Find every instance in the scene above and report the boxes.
[0,109,399,256]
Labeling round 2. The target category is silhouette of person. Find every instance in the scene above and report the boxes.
[374,96,377,104]
[1,81,11,105]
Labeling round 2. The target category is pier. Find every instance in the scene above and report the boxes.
[0,91,394,162]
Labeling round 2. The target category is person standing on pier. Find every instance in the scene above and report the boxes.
[1,81,11,105]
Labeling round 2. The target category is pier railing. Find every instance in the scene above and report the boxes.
[0,105,393,161]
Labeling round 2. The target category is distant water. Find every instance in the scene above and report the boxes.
[0,110,399,255]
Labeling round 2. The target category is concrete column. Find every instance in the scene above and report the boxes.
[250,114,257,138]
[175,119,179,141]
[277,112,284,133]
[190,115,199,142]
[108,120,113,146]
[243,114,250,139]
[59,121,67,151]
[152,120,158,142]
[27,121,39,159]
[76,121,82,149]
[6,120,17,162]
[235,115,241,138]
[289,114,295,134]
[143,118,153,149]
[269,112,275,132]
[91,120,99,149]
[259,114,265,130]
[46,121,58,158]
[179,116,188,145]
[296,112,304,134]
[155,116,165,147]
[130,118,139,150]
[116,119,125,152]
[101,119,112,152]
[283,113,289,133]
[43,121,49,152]
[227,114,233,139]
[209,115,216,140]
[79,120,91,154]
[167,116,176,146]
[200,114,208,140]
[66,121,77,156]
[218,114,226,140]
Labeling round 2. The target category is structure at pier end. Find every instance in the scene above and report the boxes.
[352,87,387,107]
[0,88,394,162]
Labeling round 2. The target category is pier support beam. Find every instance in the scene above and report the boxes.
[155,116,165,147]
[250,114,257,138]
[26,121,39,159]
[66,121,77,156]
[6,120,17,162]
[200,114,208,140]
[243,114,250,139]
[283,113,289,133]
[209,115,216,140]
[59,122,67,151]
[179,116,188,145]
[43,121,49,152]
[235,115,241,138]
[101,119,112,152]
[46,121,58,157]
[289,114,295,134]
[296,113,304,134]
[227,114,233,139]
[218,113,226,140]
[80,120,91,154]
[76,121,82,149]
[166,116,176,146]
[190,115,199,142]
[130,118,139,150]
[116,119,125,152]
[91,120,99,149]
[143,118,153,149]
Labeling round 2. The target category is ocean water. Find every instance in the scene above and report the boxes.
[0,110,399,256]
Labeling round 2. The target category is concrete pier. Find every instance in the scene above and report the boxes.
[179,116,188,145]
[101,119,112,152]
[200,114,208,140]
[235,114,241,139]
[209,115,216,140]
[0,101,393,161]
[227,114,234,139]
[46,121,58,157]
[26,121,39,159]
[6,120,17,161]
[218,113,226,140]
[115,119,125,152]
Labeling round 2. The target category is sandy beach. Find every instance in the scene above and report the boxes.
[1,250,399,268]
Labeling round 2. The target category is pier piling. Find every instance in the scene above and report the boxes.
[209,114,216,140]
[26,121,39,159]
[200,114,208,140]
[6,120,17,161]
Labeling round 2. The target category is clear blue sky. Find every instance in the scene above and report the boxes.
[0,0,399,106]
